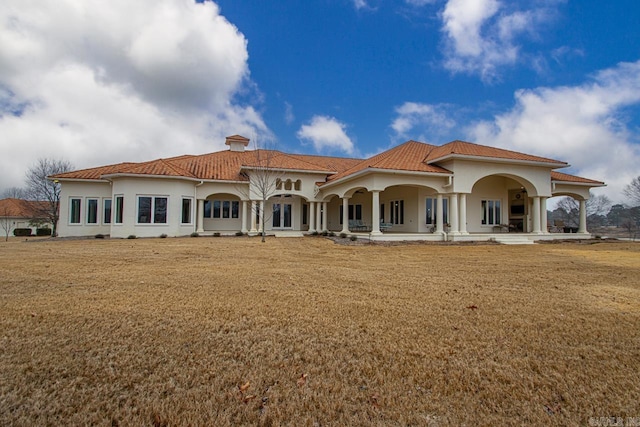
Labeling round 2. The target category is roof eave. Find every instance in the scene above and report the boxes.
[427,154,568,168]
[320,167,452,188]
[552,180,606,187]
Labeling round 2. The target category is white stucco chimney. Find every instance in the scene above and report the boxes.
[225,135,250,152]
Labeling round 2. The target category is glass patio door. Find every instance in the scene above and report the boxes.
[272,203,292,228]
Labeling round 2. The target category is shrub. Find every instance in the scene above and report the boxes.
[190,232,199,238]
[311,231,318,236]
[94,234,105,239]
[13,228,32,237]
[340,232,347,238]
[36,228,52,236]
[127,235,136,239]
[213,232,221,237]
[350,235,357,241]
[235,231,244,236]
[321,231,329,236]
[329,231,335,237]
[160,234,168,238]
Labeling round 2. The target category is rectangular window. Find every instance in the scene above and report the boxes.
[391,200,404,225]
[210,199,240,219]
[154,197,167,223]
[103,199,112,224]
[380,204,385,223]
[222,200,230,218]
[181,198,192,224]
[137,196,168,224]
[481,199,502,225]
[86,198,98,224]
[273,203,281,227]
[138,196,152,223]
[70,198,81,224]
[115,196,124,224]
[302,203,308,225]
[426,197,449,225]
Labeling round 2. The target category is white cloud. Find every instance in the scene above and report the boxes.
[353,0,368,10]
[297,115,355,155]
[405,0,437,6]
[467,60,640,203]
[0,0,268,192]
[440,0,557,81]
[284,102,295,125]
[391,102,456,142]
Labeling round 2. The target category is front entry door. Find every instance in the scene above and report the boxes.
[272,203,292,228]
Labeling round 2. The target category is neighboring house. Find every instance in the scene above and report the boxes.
[51,135,604,242]
[0,198,52,236]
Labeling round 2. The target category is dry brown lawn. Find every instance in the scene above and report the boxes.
[1,236,639,426]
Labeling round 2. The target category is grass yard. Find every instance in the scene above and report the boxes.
[0,236,639,426]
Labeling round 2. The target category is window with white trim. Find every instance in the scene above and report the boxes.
[481,199,501,225]
[114,196,124,224]
[137,196,168,224]
[86,198,98,224]
[210,199,239,219]
[181,198,193,224]
[103,199,112,224]
[426,197,448,225]
[390,200,404,225]
[69,198,81,224]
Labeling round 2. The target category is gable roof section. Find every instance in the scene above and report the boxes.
[0,198,48,218]
[426,140,568,167]
[551,171,605,185]
[326,140,452,183]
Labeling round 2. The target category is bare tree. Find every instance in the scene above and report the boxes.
[1,187,27,199]
[1,206,14,241]
[245,148,284,243]
[555,192,611,228]
[25,158,74,237]
[623,176,640,207]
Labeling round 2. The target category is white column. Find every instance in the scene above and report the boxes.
[322,202,328,232]
[250,201,257,232]
[241,200,248,234]
[196,199,204,233]
[316,202,322,232]
[436,194,444,234]
[532,196,541,234]
[540,197,548,234]
[308,201,316,233]
[341,197,350,234]
[459,193,467,234]
[371,190,381,235]
[579,199,588,233]
[449,193,459,234]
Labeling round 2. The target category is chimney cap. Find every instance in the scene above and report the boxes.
[225,135,250,146]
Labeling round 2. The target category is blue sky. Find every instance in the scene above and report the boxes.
[1,0,639,203]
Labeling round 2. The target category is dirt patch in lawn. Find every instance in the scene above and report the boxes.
[1,237,639,426]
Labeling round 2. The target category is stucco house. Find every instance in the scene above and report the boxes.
[51,135,604,243]
[0,198,52,236]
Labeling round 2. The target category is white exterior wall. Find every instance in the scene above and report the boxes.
[58,181,113,237]
[110,178,197,238]
[466,176,509,233]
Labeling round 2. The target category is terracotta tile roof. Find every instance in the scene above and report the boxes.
[0,198,49,218]
[551,171,604,185]
[51,138,602,189]
[426,140,568,166]
[52,162,139,180]
[326,140,451,183]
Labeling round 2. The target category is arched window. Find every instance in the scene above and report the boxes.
[294,180,302,191]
